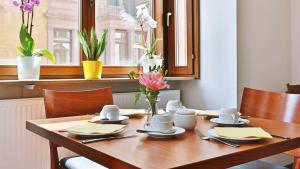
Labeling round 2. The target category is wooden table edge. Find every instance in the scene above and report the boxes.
[26,120,140,169]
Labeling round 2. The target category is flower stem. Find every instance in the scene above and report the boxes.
[21,0,24,24]
[30,6,34,36]
[26,0,30,33]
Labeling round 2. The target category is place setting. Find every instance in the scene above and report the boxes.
[136,101,198,139]
[209,108,250,127]
[56,105,140,144]
[91,105,130,123]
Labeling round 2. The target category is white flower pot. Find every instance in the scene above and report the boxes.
[17,56,41,80]
[142,58,163,73]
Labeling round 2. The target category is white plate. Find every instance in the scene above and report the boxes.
[210,118,250,126]
[67,127,125,137]
[146,127,186,138]
[92,115,129,123]
[207,129,263,142]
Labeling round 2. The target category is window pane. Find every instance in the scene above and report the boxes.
[95,0,152,66]
[175,0,188,67]
[0,0,80,66]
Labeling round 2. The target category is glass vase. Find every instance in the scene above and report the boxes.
[145,95,160,123]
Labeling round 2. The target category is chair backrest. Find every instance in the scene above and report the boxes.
[44,87,113,118]
[240,87,300,123]
[287,83,300,94]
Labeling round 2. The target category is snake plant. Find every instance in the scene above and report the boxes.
[77,28,108,61]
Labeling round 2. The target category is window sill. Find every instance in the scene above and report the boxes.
[0,77,195,86]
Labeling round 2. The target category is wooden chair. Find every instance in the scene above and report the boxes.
[239,87,300,169]
[286,84,300,169]
[287,83,300,94]
[44,88,113,169]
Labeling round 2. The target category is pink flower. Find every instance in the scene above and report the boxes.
[31,0,40,6]
[21,2,33,13]
[11,0,21,7]
[139,72,169,91]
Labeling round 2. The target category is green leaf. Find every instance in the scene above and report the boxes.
[34,49,56,63]
[134,92,142,105]
[140,85,147,93]
[77,29,92,60]
[96,29,108,60]
[19,24,35,56]
[90,27,98,60]
[17,46,31,56]
[133,44,147,50]
[149,38,162,55]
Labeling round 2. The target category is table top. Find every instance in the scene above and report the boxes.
[26,116,300,169]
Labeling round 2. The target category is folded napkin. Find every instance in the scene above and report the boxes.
[214,127,273,139]
[195,110,242,117]
[66,123,125,134]
[119,109,146,116]
[194,110,220,116]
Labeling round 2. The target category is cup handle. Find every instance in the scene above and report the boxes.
[231,114,238,123]
[144,122,151,130]
[100,111,107,119]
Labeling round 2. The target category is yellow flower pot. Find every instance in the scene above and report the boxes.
[83,61,103,79]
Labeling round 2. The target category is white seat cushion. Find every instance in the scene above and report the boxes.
[229,160,288,169]
[60,156,107,169]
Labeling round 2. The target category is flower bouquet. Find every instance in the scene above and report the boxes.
[135,72,169,120]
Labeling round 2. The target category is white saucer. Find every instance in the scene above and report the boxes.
[92,115,129,123]
[146,127,186,138]
[68,128,125,138]
[207,129,264,142]
[210,118,250,126]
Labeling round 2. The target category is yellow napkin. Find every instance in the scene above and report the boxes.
[66,123,125,134]
[214,127,273,139]
[119,109,146,116]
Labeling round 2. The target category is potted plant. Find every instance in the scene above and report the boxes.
[77,28,108,80]
[121,4,163,73]
[12,0,56,80]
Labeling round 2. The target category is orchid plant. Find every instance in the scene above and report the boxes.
[135,72,169,117]
[121,4,161,60]
[11,0,56,63]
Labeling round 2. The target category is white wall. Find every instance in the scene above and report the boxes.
[180,0,237,110]
[237,0,292,105]
[291,0,300,84]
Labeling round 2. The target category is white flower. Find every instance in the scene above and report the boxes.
[136,4,157,28]
[120,10,137,25]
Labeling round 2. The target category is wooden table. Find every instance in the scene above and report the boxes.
[26,116,300,169]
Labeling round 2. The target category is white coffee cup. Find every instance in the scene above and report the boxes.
[174,109,197,130]
[101,105,120,120]
[219,108,239,124]
[145,114,173,132]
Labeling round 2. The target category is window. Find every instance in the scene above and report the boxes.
[52,29,73,65]
[0,0,80,66]
[0,0,200,79]
[95,0,152,67]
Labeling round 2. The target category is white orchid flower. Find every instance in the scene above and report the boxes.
[120,10,137,25]
[136,4,157,28]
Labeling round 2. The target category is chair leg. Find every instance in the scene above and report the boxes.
[294,157,300,169]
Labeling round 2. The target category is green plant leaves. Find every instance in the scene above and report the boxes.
[134,92,142,105]
[77,28,108,61]
[96,29,108,60]
[34,49,56,63]
[18,24,35,56]
[77,29,92,60]
[90,27,98,60]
